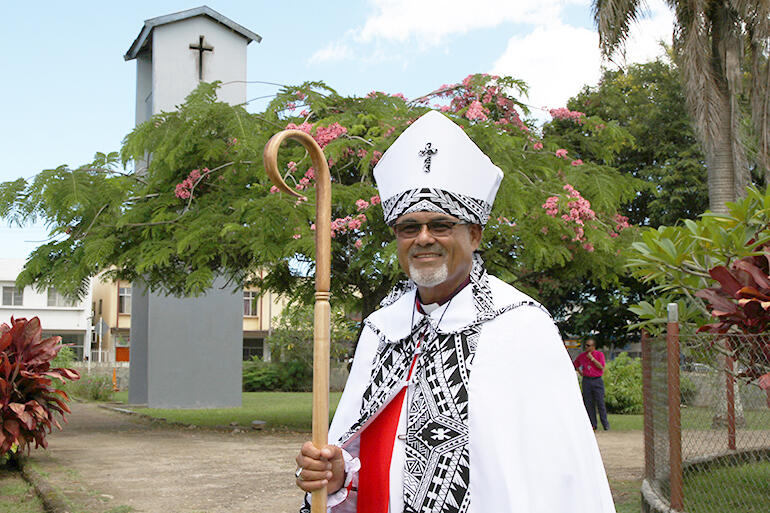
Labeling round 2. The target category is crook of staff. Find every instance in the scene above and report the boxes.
[263,130,331,513]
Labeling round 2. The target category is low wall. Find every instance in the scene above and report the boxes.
[71,362,130,390]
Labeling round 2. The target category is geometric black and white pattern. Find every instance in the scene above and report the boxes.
[382,187,492,226]
[403,327,477,513]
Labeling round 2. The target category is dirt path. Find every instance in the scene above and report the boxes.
[27,402,644,513]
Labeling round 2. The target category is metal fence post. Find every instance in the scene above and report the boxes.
[725,338,736,450]
[667,303,683,511]
[641,329,654,479]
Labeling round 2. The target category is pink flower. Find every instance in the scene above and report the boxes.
[269,185,279,194]
[370,195,381,205]
[582,242,595,252]
[549,107,585,125]
[392,93,407,100]
[292,234,301,239]
[175,183,191,199]
[540,226,548,234]
[465,100,489,121]
[571,159,583,166]
[348,219,362,230]
[304,167,315,180]
[372,151,383,165]
[295,91,307,100]
[542,196,559,217]
[555,149,568,158]
[310,223,316,231]
[354,239,363,250]
[533,142,544,151]
[356,199,369,211]
[614,214,631,231]
[300,109,310,117]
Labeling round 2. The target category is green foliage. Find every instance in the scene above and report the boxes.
[541,58,708,344]
[550,58,708,228]
[603,352,643,414]
[266,301,356,372]
[66,375,114,401]
[0,76,640,323]
[50,345,76,368]
[680,374,697,405]
[242,360,311,392]
[626,185,770,334]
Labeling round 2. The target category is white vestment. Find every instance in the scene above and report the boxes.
[305,267,616,513]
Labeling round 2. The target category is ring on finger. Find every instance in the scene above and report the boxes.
[295,467,304,481]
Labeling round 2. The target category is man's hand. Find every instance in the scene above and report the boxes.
[295,441,345,494]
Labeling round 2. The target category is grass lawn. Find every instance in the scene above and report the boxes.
[113,391,649,432]
[0,467,45,513]
[121,392,344,430]
[609,479,642,513]
[684,460,770,513]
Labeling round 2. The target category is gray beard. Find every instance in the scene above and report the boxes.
[409,262,449,288]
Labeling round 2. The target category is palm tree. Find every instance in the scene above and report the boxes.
[593,0,770,214]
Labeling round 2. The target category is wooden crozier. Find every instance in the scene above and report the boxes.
[263,130,331,513]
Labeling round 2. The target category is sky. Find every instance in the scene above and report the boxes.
[0,0,674,259]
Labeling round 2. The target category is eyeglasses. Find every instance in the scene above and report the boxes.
[392,220,468,239]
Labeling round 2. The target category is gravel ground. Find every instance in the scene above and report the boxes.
[26,402,644,513]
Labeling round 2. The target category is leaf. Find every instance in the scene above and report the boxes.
[733,259,770,290]
[709,266,743,297]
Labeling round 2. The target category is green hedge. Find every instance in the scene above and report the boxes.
[242,360,312,392]
[604,352,643,414]
[602,352,697,414]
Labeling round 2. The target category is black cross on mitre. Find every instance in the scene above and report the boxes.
[418,142,438,173]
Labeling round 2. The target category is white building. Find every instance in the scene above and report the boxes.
[0,259,92,359]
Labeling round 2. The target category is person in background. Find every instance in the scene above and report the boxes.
[573,338,610,431]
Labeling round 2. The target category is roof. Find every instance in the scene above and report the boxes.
[124,5,261,61]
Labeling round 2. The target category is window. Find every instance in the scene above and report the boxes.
[47,288,76,307]
[1,286,23,306]
[243,290,259,317]
[98,299,103,315]
[243,338,264,360]
[118,287,131,314]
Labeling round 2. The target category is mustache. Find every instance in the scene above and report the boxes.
[409,244,446,257]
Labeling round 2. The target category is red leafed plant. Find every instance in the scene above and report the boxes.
[695,247,770,406]
[1,316,80,457]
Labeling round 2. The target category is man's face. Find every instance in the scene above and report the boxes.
[394,211,482,301]
[586,340,596,352]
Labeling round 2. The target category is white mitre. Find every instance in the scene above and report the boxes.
[373,110,503,225]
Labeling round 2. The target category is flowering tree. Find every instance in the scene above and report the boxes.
[0,75,639,322]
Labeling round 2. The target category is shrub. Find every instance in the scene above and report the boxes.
[242,360,312,392]
[681,374,697,405]
[66,375,114,401]
[0,317,80,457]
[604,352,643,414]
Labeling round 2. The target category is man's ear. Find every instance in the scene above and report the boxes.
[469,224,483,250]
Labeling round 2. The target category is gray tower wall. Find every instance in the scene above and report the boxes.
[129,277,242,408]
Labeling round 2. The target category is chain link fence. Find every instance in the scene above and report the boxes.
[643,327,770,512]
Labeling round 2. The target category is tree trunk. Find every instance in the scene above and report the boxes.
[706,100,736,214]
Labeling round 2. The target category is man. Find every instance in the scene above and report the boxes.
[295,111,615,512]
[573,338,610,431]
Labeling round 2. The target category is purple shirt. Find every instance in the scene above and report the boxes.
[573,350,605,377]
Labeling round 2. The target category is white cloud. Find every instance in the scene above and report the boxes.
[309,41,355,63]
[614,0,675,65]
[357,0,585,46]
[491,0,674,113]
[491,22,602,113]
